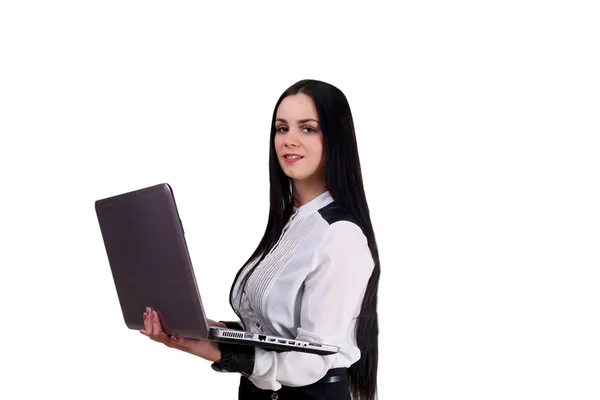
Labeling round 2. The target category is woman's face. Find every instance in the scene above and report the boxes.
[274,93,325,184]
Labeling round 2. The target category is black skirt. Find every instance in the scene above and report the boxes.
[238,368,351,400]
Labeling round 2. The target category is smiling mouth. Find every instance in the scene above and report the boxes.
[283,154,304,164]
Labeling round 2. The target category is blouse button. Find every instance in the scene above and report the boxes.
[271,393,278,400]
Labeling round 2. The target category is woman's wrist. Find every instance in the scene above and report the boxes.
[209,341,222,362]
[210,342,255,376]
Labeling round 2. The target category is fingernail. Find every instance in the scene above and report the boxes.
[152,311,157,317]
[171,336,178,342]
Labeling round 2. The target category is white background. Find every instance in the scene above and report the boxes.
[1,1,599,399]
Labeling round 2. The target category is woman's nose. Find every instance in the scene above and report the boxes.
[284,130,300,146]
[285,138,299,147]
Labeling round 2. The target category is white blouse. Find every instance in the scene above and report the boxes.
[229,191,375,390]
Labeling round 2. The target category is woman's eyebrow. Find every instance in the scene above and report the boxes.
[275,118,320,124]
[298,118,320,124]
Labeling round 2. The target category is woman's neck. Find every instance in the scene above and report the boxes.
[292,179,328,208]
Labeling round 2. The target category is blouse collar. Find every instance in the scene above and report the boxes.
[292,191,334,216]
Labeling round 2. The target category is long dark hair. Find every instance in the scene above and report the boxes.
[229,79,381,399]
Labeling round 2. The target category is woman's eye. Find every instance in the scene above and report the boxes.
[303,126,315,133]
[276,126,288,133]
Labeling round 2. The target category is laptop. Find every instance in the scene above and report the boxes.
[94,183,339,356]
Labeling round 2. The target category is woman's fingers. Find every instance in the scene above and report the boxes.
[139,307,217,360]
[151,310,176,347]
[151,310,164,336]
[142,307,182,348]
[144,308,153,335]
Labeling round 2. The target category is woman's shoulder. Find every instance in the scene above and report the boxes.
[317,201,359,226]
[311,203,374,272]
[316,202,367,243]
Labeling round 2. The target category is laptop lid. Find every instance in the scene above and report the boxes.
[95,183,210,339]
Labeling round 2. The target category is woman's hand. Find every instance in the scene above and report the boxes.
[140,307,222,362]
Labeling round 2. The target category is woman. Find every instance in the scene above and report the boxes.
[141,79,381,399]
